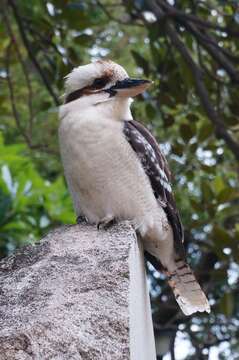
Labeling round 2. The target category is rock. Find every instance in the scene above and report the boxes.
[0,223,156,360]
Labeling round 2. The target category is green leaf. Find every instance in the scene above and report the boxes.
[131,50,150,77]
[180,123,194,142]
[213,176,225,194]
[146,103,156,118]
[217,188,238,203]
[74,34,94,47]
[201,179,214,201]
[191,199,204,211]
[212,226,232,245]
[198,122,214,142]
[171,142,184,156]
[163,114,175,128]
[219,292,234,317]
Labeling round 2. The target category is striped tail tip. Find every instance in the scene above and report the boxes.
[166,261,210,316]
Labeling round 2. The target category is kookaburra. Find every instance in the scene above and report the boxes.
[59,60,210,316]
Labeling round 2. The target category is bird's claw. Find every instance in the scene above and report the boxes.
[76,215,88,224]
[97,216,116,230]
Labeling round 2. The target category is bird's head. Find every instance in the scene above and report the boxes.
[64,60,151,105]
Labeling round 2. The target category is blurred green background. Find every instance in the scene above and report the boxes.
[0,0,239,359]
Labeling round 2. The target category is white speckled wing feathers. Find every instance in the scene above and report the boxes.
[123,119,185,259]
[123,120,210,315]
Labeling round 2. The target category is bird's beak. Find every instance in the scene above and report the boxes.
[105,78,152,97]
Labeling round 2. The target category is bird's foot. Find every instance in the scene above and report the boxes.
[97,215,117,230]
[76,215,88,224]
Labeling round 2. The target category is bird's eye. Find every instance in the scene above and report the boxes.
[92,77,108,88]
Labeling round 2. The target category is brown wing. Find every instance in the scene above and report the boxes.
[123,120,185,260]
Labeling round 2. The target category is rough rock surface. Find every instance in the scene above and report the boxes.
[0,223,136,360]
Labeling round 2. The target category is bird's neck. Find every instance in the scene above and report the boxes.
[60,93,133,122]
[98,96,133,121]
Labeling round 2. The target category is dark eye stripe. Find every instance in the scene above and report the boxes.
[65,88,85,103]
[91,76,109,89]
[65,75,110,104]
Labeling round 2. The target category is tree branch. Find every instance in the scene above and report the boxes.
[146,0,239,161]
[156,0,239,37]
[96,0,144,27]
[181,20,239,82]
[7,0,60,106]
[169,331,176,360]
[21,17,64,58]
[156,0,239,72]
[5,43,32,146]
[2,8,34,136]
[4,45,58,156]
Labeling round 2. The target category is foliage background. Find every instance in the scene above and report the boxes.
[0,0,239,359]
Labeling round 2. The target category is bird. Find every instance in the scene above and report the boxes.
[58,59,210,316]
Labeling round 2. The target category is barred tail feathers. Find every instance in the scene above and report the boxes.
[166,260,210,316]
